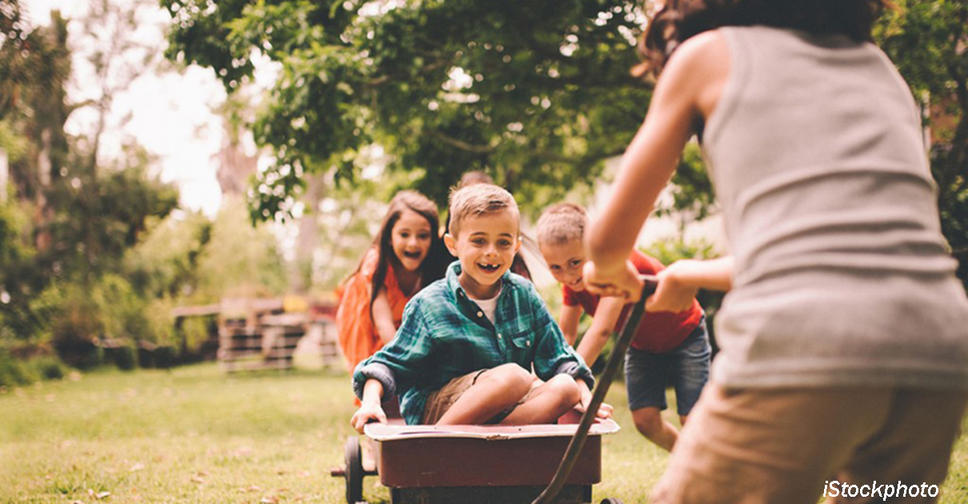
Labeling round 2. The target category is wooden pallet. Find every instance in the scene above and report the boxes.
[218,312,304,372]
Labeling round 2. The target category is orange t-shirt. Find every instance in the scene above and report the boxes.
[563,250,704,353]
[336,248,412,370]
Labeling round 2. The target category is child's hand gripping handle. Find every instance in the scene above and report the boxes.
[533,276,658,504]
[351,403,387,434]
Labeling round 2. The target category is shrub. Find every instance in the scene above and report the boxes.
[34,283,104,369]
[137,341,156,368]
[30,355,67,380]
[0,351,68,387]
[102,340,137,371]
[179,315,214,360]
[154,345,176,369]
[0,350,33,387]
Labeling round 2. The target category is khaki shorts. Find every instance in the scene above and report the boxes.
[651,384,967,504]
[422,369,541,424]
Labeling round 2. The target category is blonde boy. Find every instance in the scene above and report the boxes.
[352,185,608,431]
[536,202,710,451]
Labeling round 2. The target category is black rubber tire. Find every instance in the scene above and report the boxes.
[600,499,624,504]
[344,436,364,504]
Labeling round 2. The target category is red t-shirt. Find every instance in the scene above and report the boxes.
[563,250,704,353]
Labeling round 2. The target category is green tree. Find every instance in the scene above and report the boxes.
[0,194,39,341]
[195,197,288,300]
[163,0,651,217]
[124,210,213,300]
[0,1,181,354]
[876,0,968,290]
[0,6,73,342]
[163,0,968,289]
[43,146,179,282]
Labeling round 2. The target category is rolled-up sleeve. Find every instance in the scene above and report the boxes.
[351,302,434,403]
[554,360,594,389]
[353,361,396,401]
[527,284,594,388]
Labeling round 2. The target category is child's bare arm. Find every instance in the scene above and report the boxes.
[648,257,733,313]
[371,288,397,344]
[586,31,728,301]
[575,297,624,366]
[645,256,733,312]
[558,304,583,346]
[351,379,387,433]
[666,257,734,291]
[574,377,613,419]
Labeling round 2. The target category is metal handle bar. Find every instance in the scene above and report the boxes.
[532,275,659,504]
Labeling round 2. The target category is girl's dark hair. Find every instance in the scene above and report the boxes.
[635,0,889,79]
[350,190,449,305]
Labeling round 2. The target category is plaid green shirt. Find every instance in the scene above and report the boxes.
[353,261,593,425]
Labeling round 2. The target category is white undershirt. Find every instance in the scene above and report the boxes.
[470,287,501,324]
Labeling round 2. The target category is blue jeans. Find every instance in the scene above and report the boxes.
[624,316,711,416]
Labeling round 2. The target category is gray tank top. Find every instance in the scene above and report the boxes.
[702,26,968,389]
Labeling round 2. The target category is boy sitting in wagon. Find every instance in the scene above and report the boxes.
[351,184,610,431]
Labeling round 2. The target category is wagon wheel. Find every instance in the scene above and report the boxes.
[600,499,624,504]
[344,436,365,504]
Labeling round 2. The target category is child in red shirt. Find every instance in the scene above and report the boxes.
[537,202,710,451]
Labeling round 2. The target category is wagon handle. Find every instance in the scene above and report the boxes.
[532,275,659,504]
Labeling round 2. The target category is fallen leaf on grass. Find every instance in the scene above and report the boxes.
[260,496,279,504]
[86,489,110,500]
[240,485,262,493]
[129,463,145,472]
[69,371,82,381]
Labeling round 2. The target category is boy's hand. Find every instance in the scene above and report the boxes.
[574,380,613,419]
[583,260,643,302]
[350,402,387,434]
[647,262,700,313]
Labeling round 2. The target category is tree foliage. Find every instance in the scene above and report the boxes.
[164,0,968,288]
[876,0,968,290]
[194,197,289,299]
[0,1,177,355]
[163,0,651,216]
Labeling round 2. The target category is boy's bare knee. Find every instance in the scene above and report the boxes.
[633,408,664,435]
[483,363,533,395]
[546,374,581,407]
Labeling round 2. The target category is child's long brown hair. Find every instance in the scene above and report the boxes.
[348,190,449,305]
[635,0,890,79]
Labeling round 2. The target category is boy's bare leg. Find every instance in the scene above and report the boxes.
[632,406,679,451]
[435,363,533,425]
[500,374,581,425]
[360,437,377,472]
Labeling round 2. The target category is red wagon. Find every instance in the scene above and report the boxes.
[333,277,657,504]
[336,418,620,504]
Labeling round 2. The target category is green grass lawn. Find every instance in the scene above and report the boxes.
[1,363,966,503]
